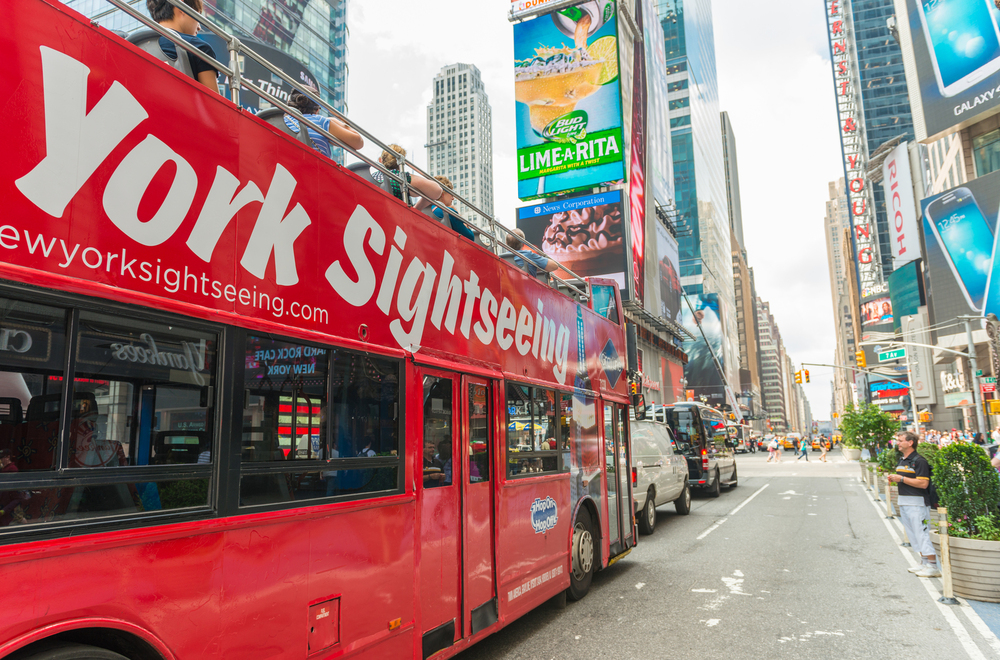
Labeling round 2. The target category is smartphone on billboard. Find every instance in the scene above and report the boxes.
[925,187,994,311]
[916,0,1000,98]
[982,206,1000,318]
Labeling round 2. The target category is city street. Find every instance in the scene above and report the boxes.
[458,451,1000,660]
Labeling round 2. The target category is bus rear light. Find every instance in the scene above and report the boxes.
[631,467,636,486]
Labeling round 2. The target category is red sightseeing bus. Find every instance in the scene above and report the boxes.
[0,1,637,659]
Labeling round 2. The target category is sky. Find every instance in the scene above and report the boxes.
[348,0,845,421]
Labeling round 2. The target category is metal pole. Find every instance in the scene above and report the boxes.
[963,318,986,435]
[905,342,920,435]
[228,38,241,106]
[937,507,959,605]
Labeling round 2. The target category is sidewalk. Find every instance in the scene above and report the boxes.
[862,469,1000,646]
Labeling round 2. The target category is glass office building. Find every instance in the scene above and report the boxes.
[848,0,915,280]
[67,0,349,118]
[657,0,740,397]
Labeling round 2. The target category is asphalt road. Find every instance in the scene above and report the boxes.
[457,450,1000,660]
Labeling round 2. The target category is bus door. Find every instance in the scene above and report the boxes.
[603,402,634,557]
[418,371,498,658]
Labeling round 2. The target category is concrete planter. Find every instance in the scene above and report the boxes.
[843,447,862,461]
[930,532,1000,603]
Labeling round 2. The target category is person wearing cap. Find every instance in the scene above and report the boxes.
[283,88,363,158]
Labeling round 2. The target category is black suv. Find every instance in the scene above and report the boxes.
[662,402,738,497]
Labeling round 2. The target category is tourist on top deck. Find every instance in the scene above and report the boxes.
[414,176,476,242]
[507,228,558,279]
[284,88,364,158]
[371,145,443,205]
[148,0,222,93]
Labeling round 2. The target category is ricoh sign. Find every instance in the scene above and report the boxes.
[826,0,882,291]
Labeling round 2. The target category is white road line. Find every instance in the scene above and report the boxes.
[728,483,770,516]
[696,484,769,540]
[861,484,988,659]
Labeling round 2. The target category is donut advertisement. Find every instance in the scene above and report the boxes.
[516,190,627,288]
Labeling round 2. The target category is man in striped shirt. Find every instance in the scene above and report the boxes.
[889,431,940,578]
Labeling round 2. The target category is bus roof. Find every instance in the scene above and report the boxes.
[1,0,628,397]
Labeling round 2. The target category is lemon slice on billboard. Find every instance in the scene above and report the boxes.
[588,36,619,85]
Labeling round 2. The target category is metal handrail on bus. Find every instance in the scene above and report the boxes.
[94,0,591,303]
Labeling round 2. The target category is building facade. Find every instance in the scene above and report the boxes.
[732,229,763,431]
[658,0,740,397]
[757,298,787,432]
[425,63,495,229]
[824,178,860,417]
[721,111,744,252]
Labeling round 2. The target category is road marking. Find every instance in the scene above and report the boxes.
[697,484,769,540]
[862,484,989,659]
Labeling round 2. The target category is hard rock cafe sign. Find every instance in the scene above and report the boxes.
[826,0,882,291]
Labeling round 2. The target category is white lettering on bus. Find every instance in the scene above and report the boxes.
[14,47,309,287]
[327,210,572,383]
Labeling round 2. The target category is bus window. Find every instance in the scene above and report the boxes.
[505,382,564,477]
[0,298,67,472]
[468,383,490,483]
[423,376,453,487]
[591,284,619,323]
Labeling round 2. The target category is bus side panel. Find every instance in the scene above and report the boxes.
[219,504,415,658]
[495,476,570,618]
[0,532,224,657]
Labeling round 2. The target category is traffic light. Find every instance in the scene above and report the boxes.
[855,351,867,368]
[804,369,810,383]
[629,381,639,396]
[794,371,802,384]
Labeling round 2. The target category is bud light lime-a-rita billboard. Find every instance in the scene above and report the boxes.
[513,1,624,201]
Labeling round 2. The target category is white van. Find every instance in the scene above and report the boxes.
[631,418,691,535]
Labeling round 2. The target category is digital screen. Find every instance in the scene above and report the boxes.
[921,0,1000,87]
[932,191,993,308]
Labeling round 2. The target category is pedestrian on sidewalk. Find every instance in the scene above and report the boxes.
[819,439,829,462]
[889,431,940,578]
[766,437,776,463]
[796,437,809,462]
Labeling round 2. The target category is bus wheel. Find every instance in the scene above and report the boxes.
[10,642,130,660]
[568,509,595,601]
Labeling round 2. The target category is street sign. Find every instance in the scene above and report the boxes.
[877,348,905,362]
[977,369,984,377]
[983,377,997,384]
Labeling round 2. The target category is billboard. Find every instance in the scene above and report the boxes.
[681,294,726,402]
[921,169,1000,320]
[887,259,925,333]
[516,190,626,287]
[654,221,681,324]
[900,0,1000,140]
[861,296,893,326]
[628,0,647,305]
[641,0,674,208]
[513,2,625,200]
[870,378,911,402]
[881,142,921,269]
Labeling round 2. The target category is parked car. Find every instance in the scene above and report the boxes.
[663,402,737,497]
[631,419,691,534]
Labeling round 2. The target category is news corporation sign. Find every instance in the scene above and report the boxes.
[826,0,882,291]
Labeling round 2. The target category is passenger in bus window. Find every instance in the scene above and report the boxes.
[284,89,364,157]
[371,145,443,205]
[507,229,558,279]
[438,440,453,486]
[147,0,222,93]
[423,440,445,487]
[0,448,28,526]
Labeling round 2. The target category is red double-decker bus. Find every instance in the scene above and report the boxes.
[0,2,636,658]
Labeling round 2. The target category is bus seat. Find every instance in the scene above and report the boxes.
[153,430,208,464]
[126,29,195,79]
[256,108,313,148]
[0,397,23,425]
[346,161,379,186]
[26,392,98,422]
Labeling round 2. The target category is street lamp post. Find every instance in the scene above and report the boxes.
[959,316,987,436]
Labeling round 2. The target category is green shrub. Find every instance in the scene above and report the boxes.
[916,442,938,466]
[931,443,1000,539]
[877,447,901,473]
[838,403,900,457]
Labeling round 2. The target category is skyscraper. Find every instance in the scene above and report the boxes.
[757,298,787,432]
[425,63,495,229]
[721,111,744,252]
[824,178,860,416]
[70,0,350,118]
[658,0,739,396]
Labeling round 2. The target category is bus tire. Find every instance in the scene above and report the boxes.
[674,483,691,515]
[708,470,721,498]
[10,642,130,660]
[568,509,596,601]
[638,489,656,535]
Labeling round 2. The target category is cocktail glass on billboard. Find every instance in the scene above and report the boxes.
[513,2,624,200]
